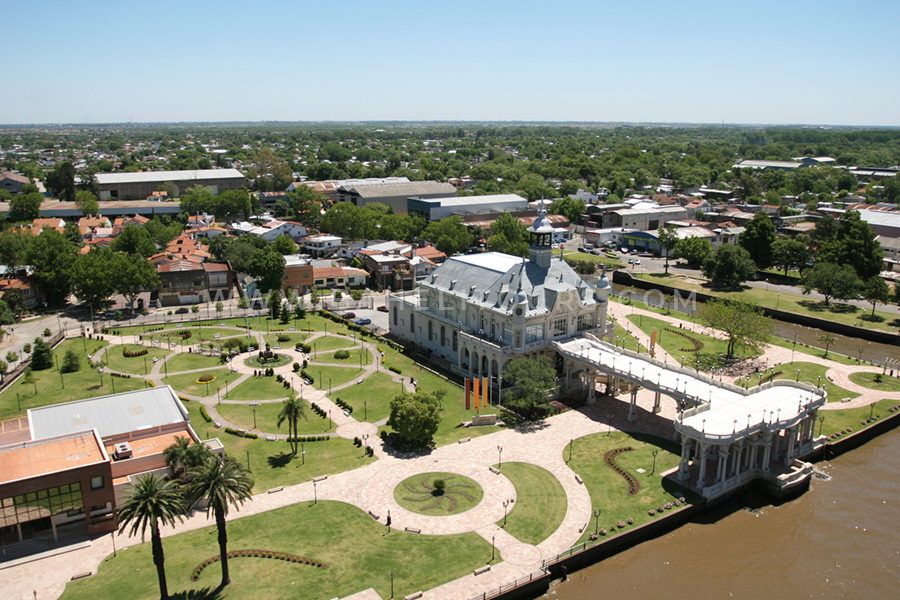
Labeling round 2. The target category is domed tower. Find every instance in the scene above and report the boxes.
[594,265,611,339]
[527,201,554,269]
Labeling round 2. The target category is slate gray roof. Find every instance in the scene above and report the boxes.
[343,181,457,198]
[95,169,244,185]
[421,252,596,317]
[28,386,189,441]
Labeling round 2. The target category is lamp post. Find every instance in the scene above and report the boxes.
[98,366,104,387]
[818,415,825,436]
[593,508,602,535]
[502,499,510,527]
[796,369,800,382]
[497,445,503,468]
[568,438,574,463]
[328,410,332,430]
[651,449,659,475]
[253,407,257,430]
[246,450,251,472]
[313,478,318,505]
[491,534,496,562]
[390,571,394,599]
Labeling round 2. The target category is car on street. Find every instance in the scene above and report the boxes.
[342,312,356,319]
[355,318,372,326]
[174,307,189,314]
[577,246,587,253]
[635,259,642,265]
[377,305,388,312]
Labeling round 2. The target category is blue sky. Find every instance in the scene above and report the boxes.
[3,0,899,126]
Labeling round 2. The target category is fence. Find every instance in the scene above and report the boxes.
[465,569,550,600]
[322,297,374,311]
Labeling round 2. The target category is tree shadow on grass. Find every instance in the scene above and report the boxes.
[859,313,885,323]
[267,452,296,468]
[172,587,224,600]
[890,318,900,329]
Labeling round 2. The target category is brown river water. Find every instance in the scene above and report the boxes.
[548,428,900,600]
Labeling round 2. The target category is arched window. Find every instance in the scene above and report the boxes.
[428,320,433,341]
[392,306,398,326]
[440,325,446,346]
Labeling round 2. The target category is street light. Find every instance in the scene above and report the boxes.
[593,508,602,535]
[497,445,503,468]
[98,366,104,387]
[651,449,659,475]
[390,571,394,599]
[502,499,510,527]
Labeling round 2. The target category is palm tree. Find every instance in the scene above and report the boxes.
[117,473,185,600]
[277,394,306,455]
[164,436,215,480]
[819,333,836,358]
[186,456,254,588]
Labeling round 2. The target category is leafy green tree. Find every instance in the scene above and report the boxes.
[156,181,180,199]
[72,248,118,308]
[186,456,254,587]
[0,229,31,275]
[702,244,756,288]
[74,190,99,217]
[179,185,215,216]
[502,356,557,417]
[45,161,77,202]
[267,289,281,320]
[271,233,297,255]
[163,436,214,480]
[277,394,306,455]
[30,338,53,371]
[116,253,161,311]
[61,349,81,373]
[800,262,861,306]
[215,301,223,315]
[487,212,529,257]
[738,212,777,270]
[548,197,585,223]
[9,192,43,221]
[0,300,14,325]
[862,276,890,317]
[674,236,712,267]
[117,473,185,600]
[247,247,286,294]
[321,202,375,240]
[699,299,772,359]
[27,228,78,304]
[286,186,327,229]
[421,215,474,255]
[657,225,679,274]
[111,224,156,257]
[818,333,836,358]
[818,210,883,280]
[771,236,812,276]
[237,295,249,310]
[387,391,442,445]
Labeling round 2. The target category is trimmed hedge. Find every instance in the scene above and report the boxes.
[199,406,212,423]
[224,427,258,439]
[191,549,325,581]
[123,347,148,358]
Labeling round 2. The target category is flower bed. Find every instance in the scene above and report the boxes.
[603,447,640,495]
[191,549,325,581]
[664,328,703,352]
[196,374,217,384]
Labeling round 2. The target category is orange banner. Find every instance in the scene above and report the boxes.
[482,377,488,407]
[473,378,480,411]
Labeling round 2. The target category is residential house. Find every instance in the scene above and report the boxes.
[303,234,343,258]
[0,172,30,195]
[283,254,314,294]
[246,219,307,242]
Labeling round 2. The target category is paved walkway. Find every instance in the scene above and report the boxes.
[6,311,900,600]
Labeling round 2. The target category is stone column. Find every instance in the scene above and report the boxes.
[748,441,759,470]
[587,371,596,405]
[785,426,797,465]
[732,440,744,477]
[762,434,774,472]
[697,443,710,489]
[627,387,638,422]
[653,390,662,414]
[716,446,730,483]
[678,435,693,481]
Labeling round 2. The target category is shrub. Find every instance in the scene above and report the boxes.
[388,366,401,374]
[277,333,291,343]
[43,327,51,337]
[293,362,300,372]
[334,349,350,360]
[199,406,212,422]
[197,374,216,383]
[61,349,81,374]
[123,346,148,358]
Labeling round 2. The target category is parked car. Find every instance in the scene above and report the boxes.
[342,312,356,319]
[175,307,189,314]
[377,305,388,312]
[635,259,642,265]
[577,246,587,253]
[355,318,372,326]
[590,249,600,255]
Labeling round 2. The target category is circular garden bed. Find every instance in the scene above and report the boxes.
[394,472,483,516]
[244,353,292,369]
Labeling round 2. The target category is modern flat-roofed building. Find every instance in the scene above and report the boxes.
[408,194,528,222]
[338,180,457,214]
[95,169,245,200]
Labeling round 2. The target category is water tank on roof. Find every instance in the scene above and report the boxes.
[114,442,133,460]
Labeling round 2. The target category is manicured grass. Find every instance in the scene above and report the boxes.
[310,334,357,354]
[164,352,225,373]
[394,472,483,516]
[245,353,293,369]
[765,362,859,403]
[308,365,369,391]
[332,372,398,423]
[217,401,334,436]
[818,399,897,437]
[0,339,150,420]
[163,368,243,398]
[264,332,310,347]
[225,375,295,401]
[495,462,567,545]
[60,500,487,600]
[848,371,900,392]
[103,344,171,375]
[567,431,692,546]
[562,249,624,268]
[635,272,899,333]
[609,321,646,354]
[627,313,759,369]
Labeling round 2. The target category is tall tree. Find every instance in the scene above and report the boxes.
[186,456,254,588]
[487,212,529,257]
[421,215,474,255]
[163,436,214,480]
[862,276,890,317]
[800,262,861,306]
[702,244,756,288]
[276,394,306,455]
[699,299,773,359]
[116,253,161,311]
[386,391,442,445]
[117,473,185,600]
[738,212,777,270]
[818,210,883,280]
[71,248,118,308]
[0,229,31,276]
[502,355,557,417]
[45,161,77,202]
[271,233,297,255]
[111,224,156,257]
[8,191,43,221]
[674,236,712,267]
[247,247,286,293]
[548,197,585,223]
[286,186,327,229]
[74,190,100,217]
[27,228,77,304]
[771,236,812,276]
[657,225,679,274]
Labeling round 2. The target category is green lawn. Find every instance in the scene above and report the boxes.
[163,368,244,398]
[310,334,357,354]
[495,462,567,545]
[264,332,310,347]
[226,375,295,401]
[164,352,225,373]
[60,501,487,600]
[627,314,760,369]
[761,362,859,403]
[309,365,369,391]
[217,401,335,436]
[394,472,483,516]
[0,339,149,420]
[609,321,646,354]
[635,272,899,333]
[567,431,693,546]
[848,371,900,392]
[103,344,172,375]
[819,399,897,437]
[562,249,624,268]
[332,371,398,423]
